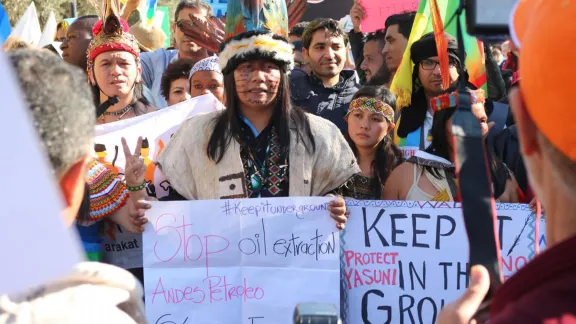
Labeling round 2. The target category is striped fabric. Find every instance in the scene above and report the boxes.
[87,160,129,221]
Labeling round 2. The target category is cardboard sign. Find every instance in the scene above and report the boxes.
[361,0,419,33]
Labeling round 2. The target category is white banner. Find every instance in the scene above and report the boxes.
[94,95,224,270]
[342,201,546,324]
[143,197,341,324]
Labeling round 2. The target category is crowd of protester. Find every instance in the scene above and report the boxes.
[1,0,575,323]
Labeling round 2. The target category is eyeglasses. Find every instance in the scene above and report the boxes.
[420,58,457,71]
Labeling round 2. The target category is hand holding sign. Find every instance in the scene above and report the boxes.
[437,265,491,324]
[327,194,349,230]
[122,136,146,187]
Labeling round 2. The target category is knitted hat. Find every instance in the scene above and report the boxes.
[87,0,140,70]
[87,160,129,222]
[411,32,462,69]
[218,0,294,75]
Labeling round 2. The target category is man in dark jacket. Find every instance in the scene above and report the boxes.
[291,18,360,133]
[439,1,576,323]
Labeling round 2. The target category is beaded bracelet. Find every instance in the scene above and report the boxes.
[127,181,146,192]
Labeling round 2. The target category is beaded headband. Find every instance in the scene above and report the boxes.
[346,97,395,128]
[430,89,486,113]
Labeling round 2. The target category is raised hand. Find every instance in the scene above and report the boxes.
[121,137,146,187]
[177,14,225,54]
[121,0,141,21]
[350,0,366,32]
[287,0,308,30]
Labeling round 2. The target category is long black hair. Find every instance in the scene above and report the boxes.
[345,86,403,198]
[206,69,316,163]
[425,88,510,199]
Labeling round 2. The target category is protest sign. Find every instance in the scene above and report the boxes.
[361,0,419,33]
[143,197,340,324]
[95,95,224,270]
[210,0,354,20]
[342,201,546,324]
[302,0,354,21]
[0,51,83,294]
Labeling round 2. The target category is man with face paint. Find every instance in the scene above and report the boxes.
[128,0,360,231]
[290,18,361,134]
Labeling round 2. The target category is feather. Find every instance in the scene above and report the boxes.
[225,0,289,39]
[430,0,450,90]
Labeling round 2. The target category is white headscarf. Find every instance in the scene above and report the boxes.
[189,56,221,80]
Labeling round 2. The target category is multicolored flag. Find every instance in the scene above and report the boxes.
[391,0,486,110]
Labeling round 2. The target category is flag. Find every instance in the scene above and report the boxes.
[38,11,57,48]
[0,3,11,45]
[10,2,42,46]
[391,0,486,110]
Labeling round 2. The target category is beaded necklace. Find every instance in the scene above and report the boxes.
[100,104,133,123]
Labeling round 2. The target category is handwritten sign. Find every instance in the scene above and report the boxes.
[361,0,419,33]
[342,201,546,324]
[143,197,340,324]
[95,94,224,270]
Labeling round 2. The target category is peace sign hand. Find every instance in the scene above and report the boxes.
[122,137,146,187]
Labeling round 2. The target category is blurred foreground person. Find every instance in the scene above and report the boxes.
[438,1,576,323]
[2,36,32,51]
[0,50,145,323]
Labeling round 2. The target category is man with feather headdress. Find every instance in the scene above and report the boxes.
[127,0,359,231]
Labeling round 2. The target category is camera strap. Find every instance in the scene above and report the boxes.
[449,5,503,321]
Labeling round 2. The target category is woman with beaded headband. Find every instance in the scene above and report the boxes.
[124,0,360,231]
[384,87,521,203]
[87,1,156,125]
[336,86,402,200]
